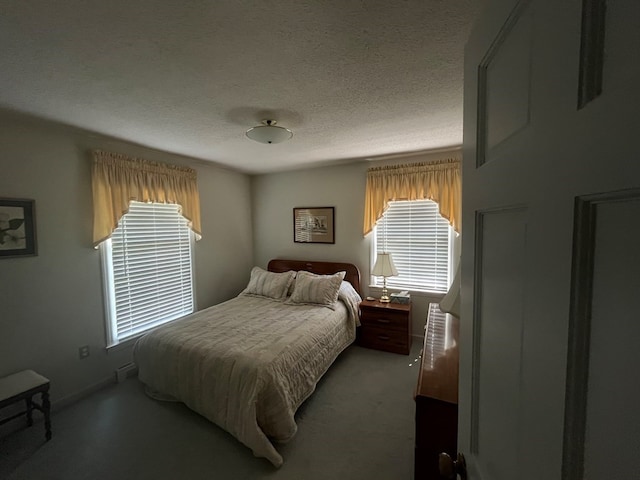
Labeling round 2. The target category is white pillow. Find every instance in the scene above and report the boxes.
[243,267,295,300]
[286,270,346,308]
[338,281,363,326]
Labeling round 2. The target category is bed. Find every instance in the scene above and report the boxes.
[133,259,362,467]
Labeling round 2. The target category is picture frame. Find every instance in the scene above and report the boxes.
[293,207,335,244]
[0,198,37,258]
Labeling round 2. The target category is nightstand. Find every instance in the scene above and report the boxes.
[358,299,412,355]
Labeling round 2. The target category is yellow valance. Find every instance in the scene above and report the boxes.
[91,150,202,246]
[363,159,461,236]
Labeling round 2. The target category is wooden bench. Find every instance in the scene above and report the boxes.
[0,370,51,440]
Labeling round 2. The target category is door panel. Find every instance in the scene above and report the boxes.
[586,198,640,478]
[460,0,640,479]
[478,1,533,165]
[472,208,527,480]
[563,192,640,480]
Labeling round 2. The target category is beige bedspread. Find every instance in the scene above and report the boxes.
[133,292,358,467]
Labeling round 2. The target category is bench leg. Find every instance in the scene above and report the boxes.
[25,396,34,426]
[42,391,51,440]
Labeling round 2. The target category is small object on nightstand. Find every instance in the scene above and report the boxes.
[390,291,410,304]
[365,296,375,301]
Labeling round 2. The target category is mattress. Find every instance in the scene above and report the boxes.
[133,292,359,466]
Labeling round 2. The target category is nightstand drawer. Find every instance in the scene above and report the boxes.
[360,325,410,355]
[360,309,408,331]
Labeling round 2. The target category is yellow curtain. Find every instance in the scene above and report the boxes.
[91,150,202,247]
[363,159,461,236]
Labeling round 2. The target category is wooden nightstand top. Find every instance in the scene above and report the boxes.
[359,298,411,312]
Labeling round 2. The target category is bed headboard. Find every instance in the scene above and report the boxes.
[267,259,361,295]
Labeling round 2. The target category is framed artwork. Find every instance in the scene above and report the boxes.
[0,198,37,258]
[293,207,335,244]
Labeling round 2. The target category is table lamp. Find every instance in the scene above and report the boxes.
[372,252,398,303]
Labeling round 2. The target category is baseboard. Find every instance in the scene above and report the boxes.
[50,363,139,411]
[52,375,116,412]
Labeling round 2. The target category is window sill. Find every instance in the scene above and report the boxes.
[105,334,143,353]
[106,312,194,352]
[368,285,446,299]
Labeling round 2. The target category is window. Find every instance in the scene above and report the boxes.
[101,201,195,347]
[373,199,452,293]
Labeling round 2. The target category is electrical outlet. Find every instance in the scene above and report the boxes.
[79,345,90,359]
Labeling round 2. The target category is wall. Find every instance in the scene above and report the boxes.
[251,149,461,337]
[0,110,253,404]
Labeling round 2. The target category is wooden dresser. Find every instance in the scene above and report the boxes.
[414,303,459,479]
[358,299,412,355]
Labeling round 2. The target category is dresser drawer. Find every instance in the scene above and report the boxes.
[360,308,408,331]
[359,325,410,355]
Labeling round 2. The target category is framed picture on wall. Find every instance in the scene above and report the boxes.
[293,207,335,244]
[0,198,37,258]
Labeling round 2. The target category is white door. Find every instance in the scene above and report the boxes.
[458,0,640,479]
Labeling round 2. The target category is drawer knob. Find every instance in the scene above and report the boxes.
[377,318,391,324]
[378,335,390,341]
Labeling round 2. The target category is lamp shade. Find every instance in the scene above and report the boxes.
[372,252,398,277]
[439,264,460,318]
[245,120,293,144]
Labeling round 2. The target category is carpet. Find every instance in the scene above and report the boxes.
[1,340,423,480]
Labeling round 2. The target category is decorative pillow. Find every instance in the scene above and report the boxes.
[338,281,363,326]
[287,277,296,297]
[286,270,346,308]
[242,267,296,300]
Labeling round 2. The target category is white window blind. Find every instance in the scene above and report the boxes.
[374,199,451,293]
[102,201,194,346]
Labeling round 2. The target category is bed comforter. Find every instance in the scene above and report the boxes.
[133,290,360,467]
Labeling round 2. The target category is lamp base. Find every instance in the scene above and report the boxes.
[380,285,391,303]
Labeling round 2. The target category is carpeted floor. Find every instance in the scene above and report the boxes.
[0,340,423,480]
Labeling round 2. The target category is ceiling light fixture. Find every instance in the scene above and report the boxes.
[245,120,293,144]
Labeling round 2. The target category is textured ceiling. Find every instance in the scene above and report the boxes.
[0,1,484,174]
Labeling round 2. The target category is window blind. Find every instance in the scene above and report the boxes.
[374,200,451,293]
[103,201,194,346]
